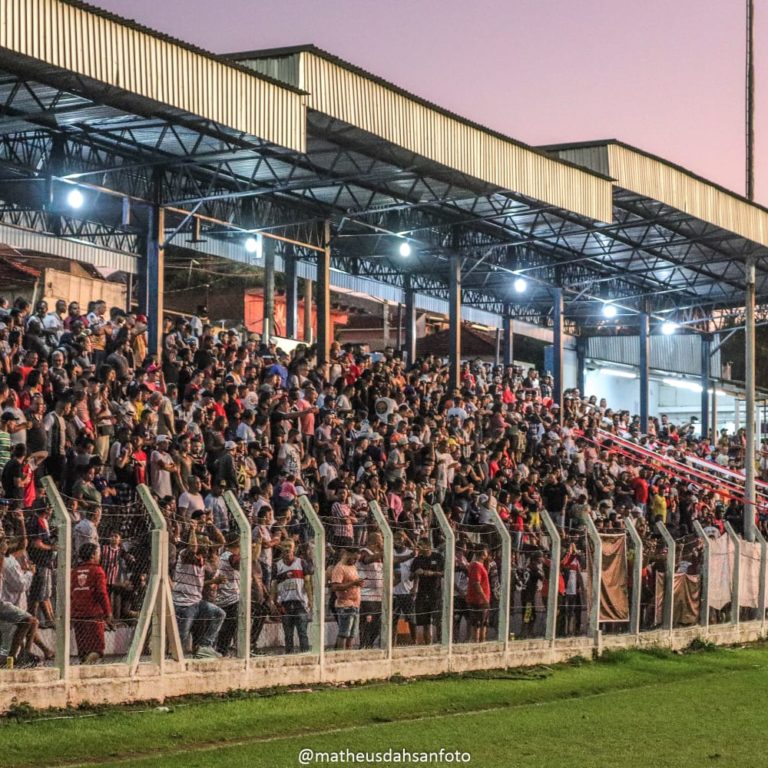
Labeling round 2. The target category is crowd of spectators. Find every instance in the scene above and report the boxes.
[0,294,760,667]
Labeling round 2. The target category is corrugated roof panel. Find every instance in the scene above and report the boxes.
[0,0,307,153]
[608,143,768,248]
[586,334,721,378]
[238,50,612,223]
[0,221,138,273]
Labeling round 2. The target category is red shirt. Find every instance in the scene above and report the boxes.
[466,560,490,606]
[631,476,649,504]
[71,562,111,618]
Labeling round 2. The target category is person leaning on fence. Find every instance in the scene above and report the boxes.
[214,533,241,656]
[171,522,226,659]
[71,542,114,664]
[357,530,384,648]
[0,529,40,666]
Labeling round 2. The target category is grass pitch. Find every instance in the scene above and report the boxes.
[1,643,767,767]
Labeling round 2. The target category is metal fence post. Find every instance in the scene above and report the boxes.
[432,504,455,654]
[754,526,767,635]
[583,516,603,644]
[126,485,167,673]
[297,495,326,663]
[484,508,511,650]
[136,485,182,667]
[41,477,71,681]
[692,521,711,633]
[655,522,676,633]
[368,501,393,659]
[224,491,252,663]
[539,510,561,644]
[724,522,741,626]
[624,518,643,638]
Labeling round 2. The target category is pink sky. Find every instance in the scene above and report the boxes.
[97,0,766,204]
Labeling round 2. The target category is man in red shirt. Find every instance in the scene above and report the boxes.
[631,469,649,516]
[466,545,491,643]
[71,542,113,664]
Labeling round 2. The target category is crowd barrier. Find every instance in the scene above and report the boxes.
[2,479,768,713]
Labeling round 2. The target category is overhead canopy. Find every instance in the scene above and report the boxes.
[0,4,765,333]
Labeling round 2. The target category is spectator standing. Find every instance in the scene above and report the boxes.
[271,540,312,654]
[330,546,363,650]
[71,542,113,664]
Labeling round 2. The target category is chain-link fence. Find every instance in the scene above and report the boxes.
[452,513,504,644]
[322,494,386,653]
[558,529,591,638]
[0,495,60,669]
[64,488,152,665]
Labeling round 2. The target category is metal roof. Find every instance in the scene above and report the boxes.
[0,5,765,337]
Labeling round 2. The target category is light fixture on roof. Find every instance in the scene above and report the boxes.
[399,241,412,258]
[513,276,527,294]
[661,320,678,336]
[602,368,636,379]
[244,236,260,254]
[602,302,617,319]
[67,188,84,210]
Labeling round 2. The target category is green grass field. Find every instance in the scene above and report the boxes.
[2,643,768,767]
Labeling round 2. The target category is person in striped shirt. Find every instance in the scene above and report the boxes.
[0,412,14,474]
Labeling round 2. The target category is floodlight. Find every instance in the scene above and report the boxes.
[602,303,617,319]
[661,320,677,336]
[513,277,527,294]
[399,241,412,257]
[245,236,259,254]
[67,188,84,209]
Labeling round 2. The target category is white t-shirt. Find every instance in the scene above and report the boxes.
[393,549,414,596]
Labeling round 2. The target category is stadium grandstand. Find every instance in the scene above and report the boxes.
[0,0,767,712]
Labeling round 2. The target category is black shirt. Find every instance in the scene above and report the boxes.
[411,552,444,600]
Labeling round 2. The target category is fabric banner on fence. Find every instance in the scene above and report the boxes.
[673,574,700,626]
[655,571,665,626]
[600,534,629,622]
[739,541,762,609]
[708,535,735,611]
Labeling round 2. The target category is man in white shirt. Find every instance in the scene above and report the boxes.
[43,299,67,344]
[178,476,205,519]
[392,530,416,645]
[150,435,176,499]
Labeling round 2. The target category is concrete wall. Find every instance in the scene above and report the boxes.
[5,483,763,714]
[1,622,765,713]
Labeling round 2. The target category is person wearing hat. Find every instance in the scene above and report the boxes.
[385,436,408,485]
[203,481,230,535]
[214,440,239,491]
[214,533,241,656]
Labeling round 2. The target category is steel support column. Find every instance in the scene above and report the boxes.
[262,235,275,342]
[317,220,331,366]
[576,334,587,395]
[303,279,313,343]
[552,286,564,412]
[448,248,461,390]
[285,245,298,340]
[701,334,712,440]
[745,260,757,540]
[404,275,417,366]
[502,312,514,367]
[382,302,390,346]
[639,312,650,434]
[145,181,164,361]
